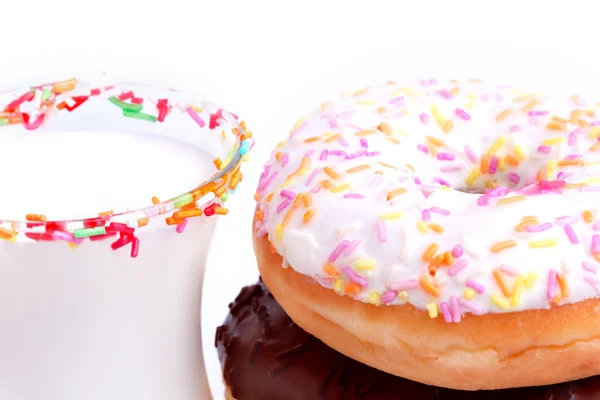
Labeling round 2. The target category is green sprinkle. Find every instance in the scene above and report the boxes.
[109,96,143,112]
[41,88,52,102]
[172,193,194,209]
[122,109,157,122]
[73,226,106,239]
[220,193,229,202]
[0,118,8,126]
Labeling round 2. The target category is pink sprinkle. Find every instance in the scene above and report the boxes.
[499,264,519,276]
[547,270,558,301]
[336,111,353,119]
[481,94,489,102]
[440,302,452,323]
[176,219,188,234]
[260,172,278,192]
[430,207,450,216]
[509,125,522,132]
[328,119,338,128]
[452,245,463,258]
[579,187,600,192]
[584,274,599,287]
[437,152,456,161]
[466,280,485,294]
[52,230,83,245]
[369,176,383,188]
[344,193,364,199]
[568,130,578,145]
[537,145,552,154]
[305,168,322,186]
[458,298,485,315]
[388,96,405,105]
[528,110,549,117]
[449,296,461,323]
[304,149,315,158]
[341,266,368,287]
[130,237,140,258]
[421,209,431,221]
[592,120,600,126]
[448,259,468,276]
[438,89,453,99]
[556,216,578,225]
[433,177,450,187]
[346,150,367,160]
[419,113,430,124]
[360,138,368,149]
[583,261,598,272]
[377,219,387,242]
[464,145,478,163]
[594,222,600,231]
[413,177,422,185]
[388,279,419,291]
[343,239,361,256]
[276,199,291,213]
[319,150,329,161]
[281,152,289,167]
[417,144,429,154]
[329,240,349,262]
[593,234,600,254]
[564,224,579,244]
[366,151,381,157]
[280,190,296,199]
[380,290,398,304]
[455,108,471,120]
[488,156,499,174]
[330,150,347,157]
[525,222,552,232]
[440,163,463,172]
[310,186,321,193]
[339,137,349,147]
[186,107,206,127]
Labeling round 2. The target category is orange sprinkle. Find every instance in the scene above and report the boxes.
[320,180,333,189]
[430,254,444,268]
[583,210,594,223]
[165,217,185,226]
[173,209,204,219]
[504,155,520,167]
[344,282,362,295]
[480,155,491,174]
[423,243,439,262]
[0,227,15,240]
[496,108,512,121]
[282,210,293,226]
[212,158,222,170]
[303,209,316,223]
[443,251,454,266]
[292,193,304,209]
[376,106,387,114]
[521,100,537,112]
[450,87,460,96]
[239,132,252,141]
[557,274,569,298]
[254,193,260,201]
[552,116,568,123]
[304,136,321,143]
[387,137,401,145]
[387,188,407,200]
[214,185,227,197]
[25,214,46,222]
[324,263,339,277]
[355,129,378,137]
[275,152,283,161]
[240,120,248,131]
[255,211,264,221]
[426,136,445,146]
[429,223,444,233]
[151,196,161,204]
[558,160,585,167]
[346,164,370,173]
[547,122,565,131]
[378,122,393,135]
[491,240,517,253]
[137,217,149,227]
[564,183,586,189]
[378,162,398,170]
[578,119,590,128]
[493,269,512,297]
[323,167,341,179]
[214,207,229,215]
[570,109,581,121]
[98,210,113,217]
[266,193,274,202]
[419,276,440,297]
[302,193,312,207]
[443,120,453,133]
[270,241,277,254]
[325,133,341,143]
[497,195,527,205]
[591,142,600,152]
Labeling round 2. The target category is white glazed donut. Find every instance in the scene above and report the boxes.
[253,79,600,390]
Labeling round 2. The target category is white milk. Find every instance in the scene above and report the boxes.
[0,130,217,399]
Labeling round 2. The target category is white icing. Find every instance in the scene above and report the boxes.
[256,79,600,321]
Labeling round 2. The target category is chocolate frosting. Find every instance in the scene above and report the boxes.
[216,279,600,399]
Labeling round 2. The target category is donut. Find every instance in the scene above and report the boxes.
[216,279,600,399]
[253,79,600,390]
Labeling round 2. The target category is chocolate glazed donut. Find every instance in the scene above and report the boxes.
[216,279,600,400]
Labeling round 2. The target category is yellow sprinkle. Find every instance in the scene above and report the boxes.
[67,242,78,249]
[491,294,510,310]
[426,136,445,146]
[513,145,526,160]
[464,288,476,300]
[425,302,438,319]
[429,223,444,233]
[356,260,375,270]
[542,137,565,146]
[331,184,351,193]
[276,224,283,241]
[465,168,480,186]
[334,278,343,295]
[325,133,341,143]
[430,105,446,128]
[488,136,507,154]
[521,100,537,112]
[380,212,403,220]
[496,195,527,205]
[547,160,558,179]
[496,108,512,121]
[368,292,380,305]
[511,274,525,307]
[416,221,430,233]
[528,239,558,248]
[357,100,376,105]
[588,126,600,140]
[397,291,409,302]
[498,156,506,172]
[525,271,538,288]
[464,102,475,109]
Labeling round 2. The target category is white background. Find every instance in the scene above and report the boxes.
[3,0,600,398]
